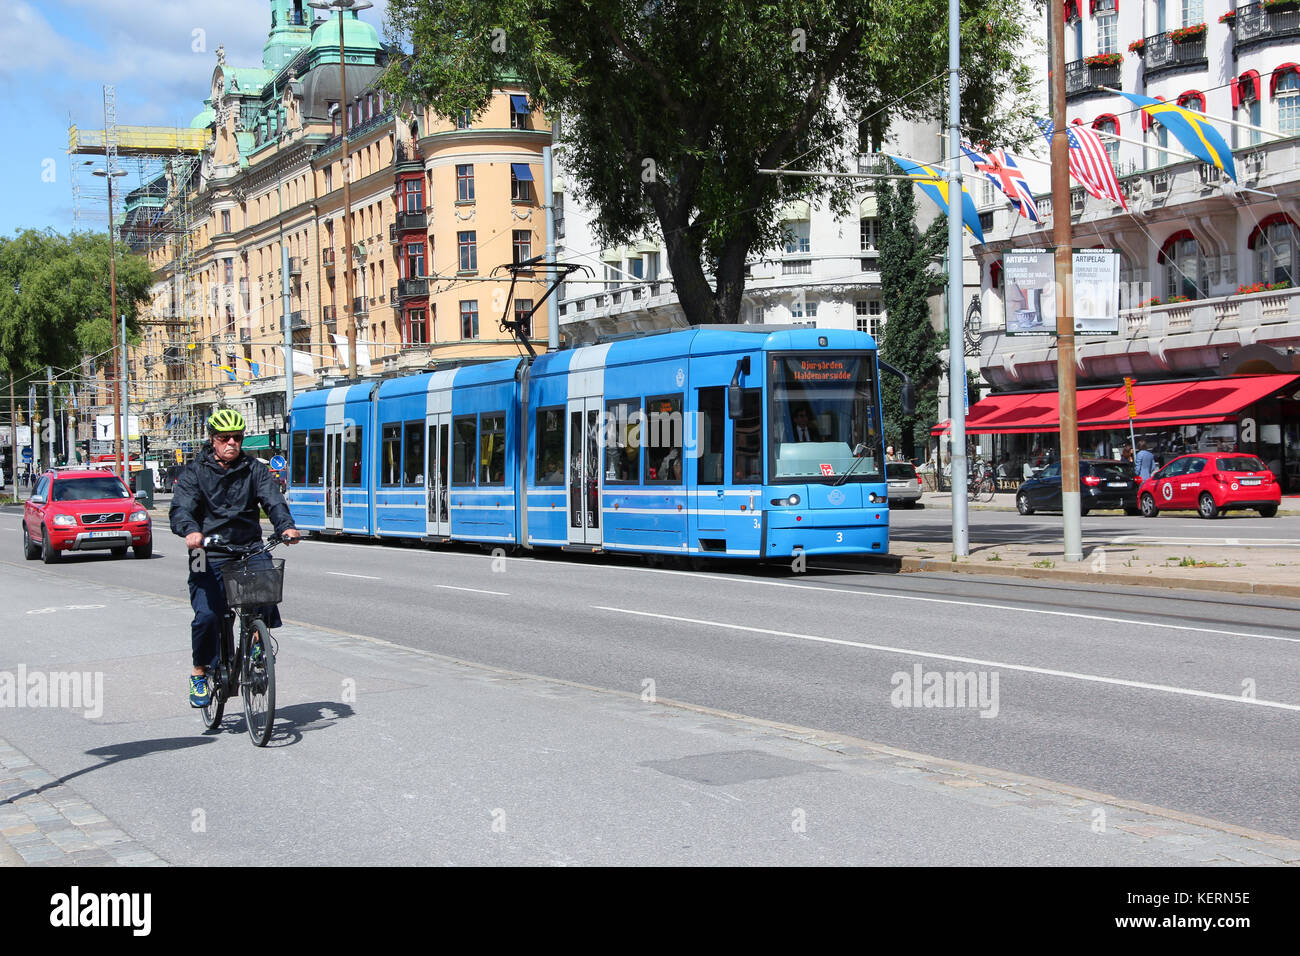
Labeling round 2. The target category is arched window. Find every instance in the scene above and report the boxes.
[1235,71,1263,146]
[1247,213,1298,286]
[1158,230,1206,300]
[1177,90,1205,113]
[1093,113,1119,169]
[1274,66,1300,136]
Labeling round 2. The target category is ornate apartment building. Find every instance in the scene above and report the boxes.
[118,0,551,456]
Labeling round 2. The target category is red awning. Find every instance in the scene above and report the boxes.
[931,374,1300,436]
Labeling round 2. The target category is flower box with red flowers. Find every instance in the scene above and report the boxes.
[1263,0,1300,12]
[1166,294,1192,304]
[1236,280,1293,294]
[1169,23,1207,44]
[1218,11,1236,23]
[1085,52,1124,68]
[1127,39,1146,53]
[1138,296,1162,308]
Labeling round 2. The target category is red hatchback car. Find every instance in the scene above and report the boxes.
[21,470,153,563]
[1138,452,1281,519]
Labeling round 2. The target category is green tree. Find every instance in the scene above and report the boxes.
[383,0,1038,325]
[877,176,945,460]
[0,229,151,383]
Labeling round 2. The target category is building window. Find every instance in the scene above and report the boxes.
[855,300,885,339]
[511,163,533,202]
[456,164,474,202]
[405,241,425,278]
[860,217,878,252]
[405,308,428,345]
[783,220,811,254]
[509,94,530,130]
[1250,217,1298,286]
[458,231,477,273]
[1095,0,1117,54]
[403,179,423,213]
[1093,115,1120,170]
[645,251,660,281]
[223,258,234,285]
[1177,91,1205,113]
[221,210,231,233]
[1159,231,1206,300]
[512,229,531,265]
[460,300,479,339]
[790,298,818,320]
[324,165,333,192]
[1278,69,1300,137]
[628,257,644,280]
[514,299,533,338]
[1238,73,1263,146]
[456,108,471,129]
[1180,0,1202,29]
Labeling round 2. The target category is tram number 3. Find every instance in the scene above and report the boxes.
[753,517,760,529]
[836,532,843,542]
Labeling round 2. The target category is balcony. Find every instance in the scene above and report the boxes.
[1234,2,1300,49]
[322,305,337,330]
[1141,31,1207,77]
[290,311,308,331]
[397,277,429,299]
[322,248,335,269]
[1064,59,1121,100]
[353,296,368,316]
[239,329,251,344]
[395,210,427,232]
[288,257,302,277]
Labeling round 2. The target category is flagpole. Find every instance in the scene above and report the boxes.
[1089,126,1194,161]
[1050,0,1083,563]
[947,0,969,559]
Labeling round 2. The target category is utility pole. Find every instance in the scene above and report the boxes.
[1049,0,1083,561]
[946,0,969,558]
[45,367,55,469]
[544,145,559,351]
[7,373,17,499]
[94,162,128,481]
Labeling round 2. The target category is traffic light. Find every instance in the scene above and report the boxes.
[141,435,150,457]
[268,428,279,451]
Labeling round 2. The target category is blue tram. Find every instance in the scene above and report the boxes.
[287,326,901,559]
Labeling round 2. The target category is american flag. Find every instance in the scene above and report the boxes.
[1037,118,1128,211]
[961,143,1040,222]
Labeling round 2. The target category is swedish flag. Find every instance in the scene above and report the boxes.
[1115,91,1236,182]
[887,155,985,244]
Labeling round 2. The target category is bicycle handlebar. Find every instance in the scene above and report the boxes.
[200,534,283,557]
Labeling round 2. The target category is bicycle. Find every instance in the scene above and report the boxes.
[967,458,995,503]
[197,534,285,747]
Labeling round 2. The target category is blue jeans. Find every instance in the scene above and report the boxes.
[188,553,282,670]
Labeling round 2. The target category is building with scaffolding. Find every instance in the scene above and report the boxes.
[69,0,553,463]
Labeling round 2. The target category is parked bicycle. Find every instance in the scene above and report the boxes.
[968,458,995,503]
[197,534,285,746]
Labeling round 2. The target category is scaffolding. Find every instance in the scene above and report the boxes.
[69,85,211,461]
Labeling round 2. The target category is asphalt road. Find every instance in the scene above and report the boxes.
[2,507,1298,850]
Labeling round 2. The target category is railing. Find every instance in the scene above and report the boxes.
[288,257,302,276]
[353,296,368,315]
[1234,2,1300,46]
[322,247,335,268]
[395,210,427,231]
[290,311,307,331]
[322,305,337,328]
[1064,59,1121,98]
[1142,32,1207,74]
[395,277,428,299]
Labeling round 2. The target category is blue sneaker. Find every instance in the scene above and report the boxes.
[189,674,211,708]
[250,638,264,663]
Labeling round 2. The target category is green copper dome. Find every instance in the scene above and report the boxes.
[308,12,381,56]
[190,107,216,129]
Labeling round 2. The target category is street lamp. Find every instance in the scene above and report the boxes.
[93,164,129,480]
[308,0,373,381]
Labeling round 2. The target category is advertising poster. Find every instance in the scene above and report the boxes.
[1072,249,1121,336]
[1003,249,1055,336]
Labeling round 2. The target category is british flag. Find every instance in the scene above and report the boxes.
[1037,118,1128,211]
[960,143,1040,223]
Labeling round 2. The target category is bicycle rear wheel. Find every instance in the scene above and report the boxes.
[979,477,995,502]
[199,674,225,731]
[242,619,276,747]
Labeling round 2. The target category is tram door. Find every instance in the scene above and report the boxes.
[425,413,451,537]
[566,396,602,546]
[324,422,345,531]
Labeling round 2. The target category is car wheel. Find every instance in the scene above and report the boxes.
[1140,493,1159,518]
[40,529,59,564]
[22,522,39,561]
[110,546,128,558]
[1198,493,1219,519]
[1258,504,1278,518]
[133,540,153,559]
[1079,506,1090,516]
[1016,492,1034,515]
[1124,506,1141,516]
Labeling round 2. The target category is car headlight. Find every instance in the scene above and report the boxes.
[130,510,149,523]
[52,514,77,527]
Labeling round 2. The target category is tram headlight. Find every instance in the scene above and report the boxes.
[786,493,800,506]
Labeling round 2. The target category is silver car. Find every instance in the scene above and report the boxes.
[886,461,923,508]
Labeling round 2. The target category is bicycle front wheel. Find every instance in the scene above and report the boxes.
[241,619,276,747]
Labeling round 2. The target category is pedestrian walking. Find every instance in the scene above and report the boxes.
[1134,440,1156,480]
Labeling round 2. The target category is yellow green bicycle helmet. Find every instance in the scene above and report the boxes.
[207,408,246,434]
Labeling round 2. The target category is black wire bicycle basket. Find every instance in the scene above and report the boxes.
[222,559,285,608]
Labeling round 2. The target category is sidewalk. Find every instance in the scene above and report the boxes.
[886,493,1300,598]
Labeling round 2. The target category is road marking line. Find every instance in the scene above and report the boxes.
[593,605,1300,712]
[326,571,382,580]
[435,584,508,596]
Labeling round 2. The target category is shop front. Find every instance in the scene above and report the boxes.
[932,373,1300,492]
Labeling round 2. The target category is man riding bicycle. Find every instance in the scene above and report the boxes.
[170,409,300,708]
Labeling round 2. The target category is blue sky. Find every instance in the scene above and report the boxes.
[0,0,389,238]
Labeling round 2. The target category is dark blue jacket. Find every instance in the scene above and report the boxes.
[169,444,295,545]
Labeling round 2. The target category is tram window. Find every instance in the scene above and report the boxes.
[605,398,642,484]
[380,424,401,486]
[645,394,683,483]
[697,388,725,485]
[732,388,762,483]
[535,406,565,485]
[291,431,309,484]
[306,429,325,484]
[402,421,424,485]
[452,416,477,484]
[480,412,507,485]
[343,424,364,486]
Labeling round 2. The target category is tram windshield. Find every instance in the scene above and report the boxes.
[768,353,884,483]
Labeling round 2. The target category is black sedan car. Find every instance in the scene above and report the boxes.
[1016,458,1141,516]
